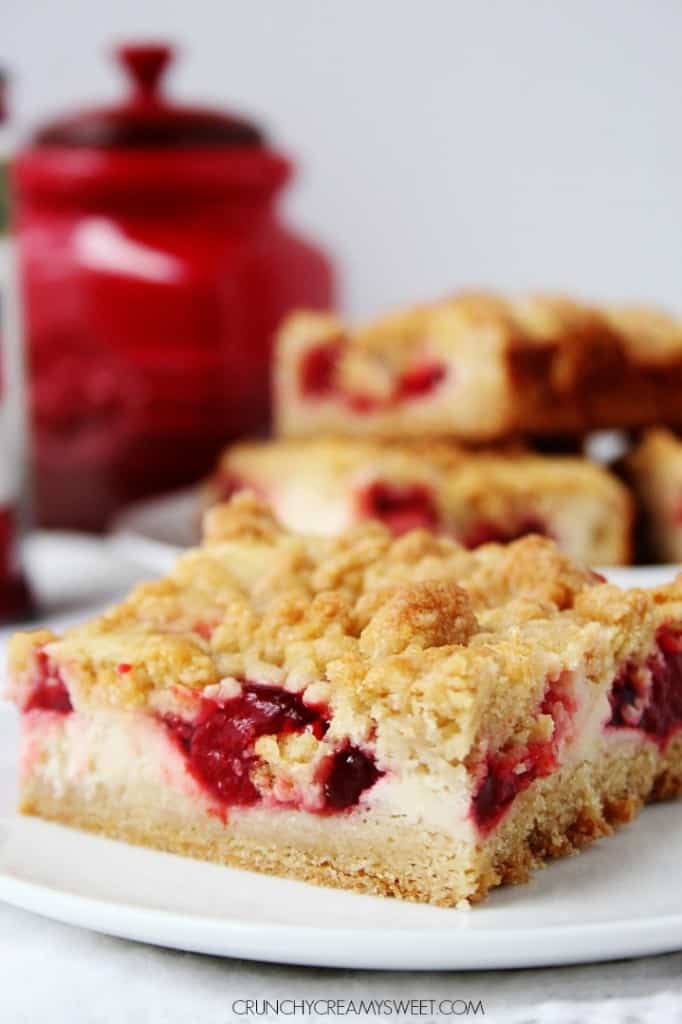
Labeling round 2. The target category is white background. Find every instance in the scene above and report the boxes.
[3,0,682,319]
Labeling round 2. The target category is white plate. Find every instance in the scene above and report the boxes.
[112,489,197,573]
[2,560,682,970]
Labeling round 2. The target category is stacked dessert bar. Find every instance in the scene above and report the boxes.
[208,437,631,566]
[206,291,682,565]
[275,296,682,442]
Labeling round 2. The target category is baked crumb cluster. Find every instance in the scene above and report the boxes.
[275,291,682,441]
[10,495,682,768]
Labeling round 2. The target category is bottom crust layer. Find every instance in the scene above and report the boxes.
[20,732,682,907]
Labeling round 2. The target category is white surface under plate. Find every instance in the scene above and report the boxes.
[2,549,682,970]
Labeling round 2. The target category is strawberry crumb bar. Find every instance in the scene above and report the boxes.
[9,495,682,906]
[207,437,632,565]
[628,429,682,563]
[275,294,682,442]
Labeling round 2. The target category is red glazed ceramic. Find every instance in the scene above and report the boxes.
[0,69,33,618]
[14,44,334,530]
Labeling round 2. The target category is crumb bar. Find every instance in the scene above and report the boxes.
[9,495,682,905]
[207,437,632,566]
[275,294,682,443]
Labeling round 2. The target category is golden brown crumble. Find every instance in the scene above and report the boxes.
[9,495,682,759]
[280,293,682,376]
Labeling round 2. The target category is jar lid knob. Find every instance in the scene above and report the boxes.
[117,43,173,100]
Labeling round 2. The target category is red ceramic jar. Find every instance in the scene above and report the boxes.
[14,44,334,531]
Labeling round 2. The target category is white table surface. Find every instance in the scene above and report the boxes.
[1,532,681,1024]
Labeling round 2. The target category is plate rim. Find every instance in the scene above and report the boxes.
[3,818,682,970]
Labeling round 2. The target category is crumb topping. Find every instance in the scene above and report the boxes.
[9,495,682,765]
[279,293,682,381]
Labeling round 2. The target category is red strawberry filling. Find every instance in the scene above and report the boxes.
[357,481,439,536]
[299,342,446,410]
[462,517,551,550]
[162,682,382,813]
[607,624,682,747]
[320,743,383,810]
[472,674,575,834]
[346,392,382,414]
[396,362,447,399]
[24,651,72,714]
[299,341,343,396]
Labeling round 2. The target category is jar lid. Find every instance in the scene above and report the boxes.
[34,43,263,149]
[15,43,290,205]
